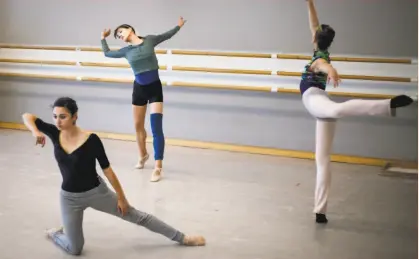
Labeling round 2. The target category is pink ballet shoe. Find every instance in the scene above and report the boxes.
[135,153,149,169]
[150,168,163,182]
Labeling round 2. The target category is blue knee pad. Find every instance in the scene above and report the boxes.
[150,113,165,160]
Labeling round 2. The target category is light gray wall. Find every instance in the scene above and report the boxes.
[0,77,417,162]
[0,0,417,162]
[0,0,417,57]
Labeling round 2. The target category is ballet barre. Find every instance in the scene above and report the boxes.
[171,50,415,64]
[0,44,166,55]
[0,71,397,99]
[0,58,415,83]
[0,44,415,64]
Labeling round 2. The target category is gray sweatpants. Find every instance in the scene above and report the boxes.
[50,180,185,255]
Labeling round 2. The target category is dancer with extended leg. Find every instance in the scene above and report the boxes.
[100,17,186,182]
[22,97,205,256]
[301,0,414,224]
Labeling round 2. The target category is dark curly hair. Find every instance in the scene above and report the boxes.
[315,24,335,51]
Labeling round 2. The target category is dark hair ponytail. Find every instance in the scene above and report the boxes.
[315,24,335,51]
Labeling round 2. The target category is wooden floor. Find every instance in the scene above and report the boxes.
[0,129,417,259]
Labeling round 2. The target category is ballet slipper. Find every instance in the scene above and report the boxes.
[135,153,149,169]
[181,235,206,246]
[150,168,162,182]
[315,213,328,224]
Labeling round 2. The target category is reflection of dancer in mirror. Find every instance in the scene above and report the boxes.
[301,0,414,223]
[22,97,205,256]
[101,17,186,182]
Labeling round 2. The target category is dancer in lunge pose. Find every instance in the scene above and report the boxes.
[22,97,205,256]
[301,0,414,224]
[100,16,186,182]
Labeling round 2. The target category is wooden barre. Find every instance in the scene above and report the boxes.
[0,58,414,83]
[276,71,413,83]
[81,62,169,70]
[171,82,395,99]
[170,81,276,92]
[0,44,413,64]
[0,58,76,66]
[165,50,414,64]
[0,58,168,70]
[0,72,77,81]
[170,50,273,59]
[171,66,272,75]
[276,54,413,64]
[0,71,397,99]
[0,44,166,54]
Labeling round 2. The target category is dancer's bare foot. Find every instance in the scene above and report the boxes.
[182,235,206,246]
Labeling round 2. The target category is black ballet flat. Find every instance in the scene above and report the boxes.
[315,213,328,224]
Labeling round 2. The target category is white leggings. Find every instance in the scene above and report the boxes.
[302,87,392,214]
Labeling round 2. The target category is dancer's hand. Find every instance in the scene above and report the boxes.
[327,68,341,88]
[102,29,111,39]
[33,131,46,147]
[178,16,186,27]
[117,197,130,216]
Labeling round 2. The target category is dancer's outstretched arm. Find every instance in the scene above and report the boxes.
[150,16,186,46]
[306,0,320,37]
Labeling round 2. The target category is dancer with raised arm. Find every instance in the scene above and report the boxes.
[301,0,414,224]
[22,97,205,255]
[101,17,186,182]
